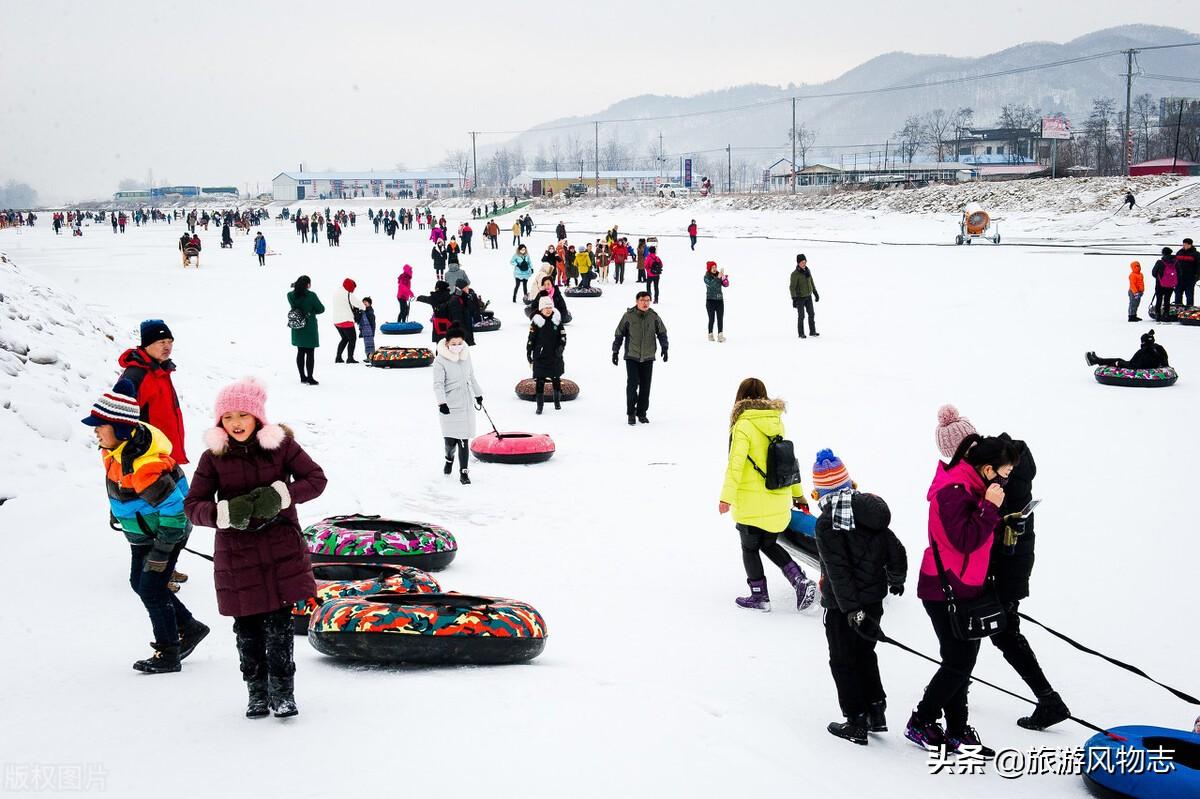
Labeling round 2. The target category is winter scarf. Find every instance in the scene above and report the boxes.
[818,488,857,531]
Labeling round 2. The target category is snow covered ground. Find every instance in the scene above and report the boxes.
[1,198,1197,797]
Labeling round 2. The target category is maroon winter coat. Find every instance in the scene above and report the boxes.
[184,423,325,617]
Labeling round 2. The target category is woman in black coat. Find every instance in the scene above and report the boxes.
[524,276,571,324]
[1085,329,1169,369]
[526,298,567,413]
[416,280,452,342]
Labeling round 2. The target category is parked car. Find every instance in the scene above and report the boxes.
[656,183,690,198]
[563,183,588,198]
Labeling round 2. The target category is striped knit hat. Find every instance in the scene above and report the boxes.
[812,448,853,497]
[81,379,140,438]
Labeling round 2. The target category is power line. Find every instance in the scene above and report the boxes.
[1141,73,1200,85]
[474,42,1200,138]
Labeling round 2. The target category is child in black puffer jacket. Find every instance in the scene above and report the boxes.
[811,449,907,746]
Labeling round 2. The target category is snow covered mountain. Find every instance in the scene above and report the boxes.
[507,25,1200,167]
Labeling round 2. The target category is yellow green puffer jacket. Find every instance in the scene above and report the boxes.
[719,398,805,531]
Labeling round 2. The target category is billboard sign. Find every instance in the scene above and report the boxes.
[1041,117,1071,140]
[683,158,693,188]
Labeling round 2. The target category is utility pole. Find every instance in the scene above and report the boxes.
[658,132,664,178]
[791,97,797,194]
[1172,99,1184,172]
[1124,48,1136,176]
[594,121,600,195]
[469,131,478,194]
[726,144,732,193]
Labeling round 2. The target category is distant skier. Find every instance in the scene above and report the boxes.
[1124,191,1136,211]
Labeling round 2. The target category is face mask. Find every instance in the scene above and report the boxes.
[990,474,1009,487]
[448,343,466,353]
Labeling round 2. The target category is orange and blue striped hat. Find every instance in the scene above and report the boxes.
[813,448,853,497]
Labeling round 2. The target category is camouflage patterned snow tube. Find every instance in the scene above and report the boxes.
[303,515,458,570]
[292,562,442,635]
[308,592,548,664]
[1093,365,1178,387]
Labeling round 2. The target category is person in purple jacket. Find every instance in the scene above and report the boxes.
[184,377,327,720]
[904,434,1020,758]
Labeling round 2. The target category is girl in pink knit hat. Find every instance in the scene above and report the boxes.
[184,377,327,719]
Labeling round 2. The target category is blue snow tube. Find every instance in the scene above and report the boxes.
[781,509,819,564]
[381,322,423,335]
[1082,725,1200,798]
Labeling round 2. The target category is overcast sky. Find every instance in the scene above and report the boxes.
[1,0,1197,203]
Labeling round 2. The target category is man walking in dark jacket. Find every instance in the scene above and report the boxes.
[1175,237,1197,307]
[813,451,907,745]
[612,292,668,426]
[789,254,820,338]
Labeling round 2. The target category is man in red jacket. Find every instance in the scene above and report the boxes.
[118,319,188,465]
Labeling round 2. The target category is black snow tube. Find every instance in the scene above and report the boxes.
[308,592,548,665]
[1093,366,1178,387]
[564,286,602,298]
[472,317,502,333]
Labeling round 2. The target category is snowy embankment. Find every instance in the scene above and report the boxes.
[0,206,1197,797]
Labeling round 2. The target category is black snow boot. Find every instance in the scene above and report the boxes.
[1017,691,1070,731]
[1085,351,1099,366]
[133,643,182,674]
[246,680,270,719]
[637,414,649,424]
[460,470,471,485]
[443,457,454,475]
[268,672,298,719]
[536,395,544,415]
[553,389,562,410]
[627,415,636,426]
[827,714,869,745]
[178,618,210,661]
[867,701,888,733]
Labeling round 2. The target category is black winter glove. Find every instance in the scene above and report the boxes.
[612,352,619,366]
[439,403,450,415]
[661,350,668,363]
[889,582,905,596]
[848,610,879,639]
[474,396,483,409]
[814,292,821,302]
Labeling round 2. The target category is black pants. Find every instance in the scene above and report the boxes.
[397,299,410,323]
[916,600,979,732]
[463,239,471,254]
[1093,356,1135,368]
[233,607,294,693]
[646,276,660,302]
[706,299,724,334]
[736,524,793,580]
[129,543,193,645]
[513,235,521,246]
[534,376,562,402]
[1154,286,1173,318]
[624,360,653,417]
[336,327,357,361]
[796,297,816,335]
[1175,282,1195,307]
[690,234,697,250]
[990,601,1053,697]
[581,271,594,289]
[826,602,886,717]
[295,347,315,380]
[513,277,528,302]
[614,262,625,283]
[443,437,469,469]
[257,254,265,266]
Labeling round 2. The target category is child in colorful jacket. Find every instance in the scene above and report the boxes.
[83,379,208,675]
[1128,261,1144,322]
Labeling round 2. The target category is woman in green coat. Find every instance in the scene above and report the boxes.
[718,377,815,612]
[288,275,325,385]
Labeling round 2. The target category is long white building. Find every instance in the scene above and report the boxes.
[271,171,466,202]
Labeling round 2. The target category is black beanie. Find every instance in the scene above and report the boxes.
[140,319,173,348]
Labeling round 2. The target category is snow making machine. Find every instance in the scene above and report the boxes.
[956,203,1000,245]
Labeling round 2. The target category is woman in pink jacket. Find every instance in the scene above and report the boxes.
[905,433,1019,758]
[396,264,415,323]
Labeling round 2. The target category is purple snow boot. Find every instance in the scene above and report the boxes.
[782,561,817,611]
[904,712,947,751]
[735,578,770,611]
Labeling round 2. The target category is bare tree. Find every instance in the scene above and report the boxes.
[1085,98,1118,175]
[441,149,470,183]
[785,122,818,168]
[488,148,514,188]
[894,115,922,163]
[601,136,628,170]
[533,145,550,171]
[919,109,954,162]
[1133,93,1155,162]
[549,140,562,177]
[951,107,975,160]
[733,159,752,192]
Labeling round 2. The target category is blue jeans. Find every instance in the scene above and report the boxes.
[129,543,193,645]
[1128,291,1142,318]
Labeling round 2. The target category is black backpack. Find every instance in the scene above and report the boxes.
[747,436,803,490]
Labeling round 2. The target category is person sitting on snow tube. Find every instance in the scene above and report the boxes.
[525,276,570,322]
[1085,329,1169,370]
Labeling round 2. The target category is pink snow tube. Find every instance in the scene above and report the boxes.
[470,432,555,464]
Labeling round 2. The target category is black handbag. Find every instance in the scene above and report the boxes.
[930,539,1007,641]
